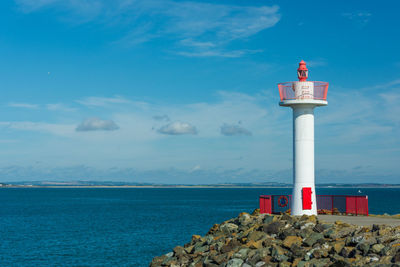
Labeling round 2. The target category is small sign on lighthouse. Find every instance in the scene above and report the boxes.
[278,60,329,216]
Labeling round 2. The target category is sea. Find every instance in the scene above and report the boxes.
[0,187,399,266]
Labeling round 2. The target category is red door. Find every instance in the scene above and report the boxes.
[302,187,312,210]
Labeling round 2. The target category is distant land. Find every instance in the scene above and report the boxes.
[1,181,400,188]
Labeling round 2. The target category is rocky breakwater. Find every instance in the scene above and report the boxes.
[150,211,400,267]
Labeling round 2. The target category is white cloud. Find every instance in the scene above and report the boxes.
[76,117,119,131]
[8,102,39,109]
[220,124,252,136]
[157,121,197,135]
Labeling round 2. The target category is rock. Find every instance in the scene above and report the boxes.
[173,246,185,257]
[281,213,294,224]
[191,235,202,242]
[221,239,240,253]
[207,224,220,235]
[300,222,316,230]
[313,224,325,233]
[252,209,260,216]
[282,236,302,249]
[248,230,266,241]
[263,215,275,224]
[299,228,313,239]
[263,221,283,235]
[184,245,194,254]
[233,248,250,259]
[279,261,291,267]
[329,259,350,267]
[239,212,252,226]
[246,240,263,249]
[221,223,238,235]
[309,258,331,267]
[226,258,243,267]
[340,247,356,258]
[371,243,385,254]
[150,255,166,266]
[291,244,306,258]
[150,213,400,267]
[356,242,370,256]
[271,245,289,262]
[303,233,324,247]
[372,224,380,232]
[392,250,400,262]
[323,229,335,239]
[296,261,309,267]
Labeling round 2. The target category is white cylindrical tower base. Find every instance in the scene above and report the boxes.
[291,105,317,216]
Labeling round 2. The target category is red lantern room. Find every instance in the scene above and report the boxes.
[297,60,308,82]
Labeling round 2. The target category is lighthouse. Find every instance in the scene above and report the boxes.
[278,60,329,216]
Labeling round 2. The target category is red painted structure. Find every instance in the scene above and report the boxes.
[302,187,312,210]
[297,60,308,82]
[278,81,329,101]
[259,195,369,216]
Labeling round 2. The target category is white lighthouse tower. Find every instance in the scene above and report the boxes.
[278,60,329,216]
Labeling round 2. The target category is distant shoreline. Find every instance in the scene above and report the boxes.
[2,185,400,189]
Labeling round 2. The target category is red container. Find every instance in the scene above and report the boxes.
[259,194,368,216]
[259,195,272,214]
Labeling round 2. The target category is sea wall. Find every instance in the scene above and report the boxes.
[150,210,400,267]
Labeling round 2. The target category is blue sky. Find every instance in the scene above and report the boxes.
[0,0,399,183]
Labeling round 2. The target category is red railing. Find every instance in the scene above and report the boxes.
[259,195,368,216]
[278,81,329,101]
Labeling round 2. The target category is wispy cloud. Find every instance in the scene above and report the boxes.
[176,49,263,58]
[342,11,372,25]
[0,121,75,136]
[46,103,76,112]
[157,121,197,135]
[153,115,170,122]
[15,0,280,57]
[307,58,327,67]
[76,96,132,107]
[8,102,39,109]
[76,117,119,131]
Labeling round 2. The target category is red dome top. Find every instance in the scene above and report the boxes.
[297,60,308,82]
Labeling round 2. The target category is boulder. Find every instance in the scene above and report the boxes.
[303,233,324,247]
[370,243,385,254]
[150,213,400,267]
[263,221,283,235]
[226,258,243,267]
[220,223,239,235]
[239,212,252,226]
[282,236,302,249]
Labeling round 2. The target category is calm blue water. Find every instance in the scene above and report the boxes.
[0,188,399,266]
